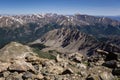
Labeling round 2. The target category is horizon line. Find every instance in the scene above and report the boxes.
[0,13,120,16]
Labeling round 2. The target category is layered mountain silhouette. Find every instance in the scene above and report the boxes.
[0,14,120,48]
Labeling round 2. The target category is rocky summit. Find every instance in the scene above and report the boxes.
[0,42,119,80]
[0,13,120,80]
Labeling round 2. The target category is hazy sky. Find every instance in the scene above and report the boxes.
[0,0,120,16]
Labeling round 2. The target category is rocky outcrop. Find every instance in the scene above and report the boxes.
[0,42,119,80]
[0,42,36,62]
[0,42,46,80]
[89,45,120,79]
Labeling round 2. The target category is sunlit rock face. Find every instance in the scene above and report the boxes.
[0,42,36,62]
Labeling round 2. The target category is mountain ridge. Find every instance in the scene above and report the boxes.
[0,13,120,48]
[32,28,120,56]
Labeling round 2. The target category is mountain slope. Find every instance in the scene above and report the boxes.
[0,14,120,48]
[32,28,100,56]
[32,28,120,56]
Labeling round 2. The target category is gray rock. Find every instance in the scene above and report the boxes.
[3,71,10,78]
[9,60,36,73]
[102,60,117,68]
[0,42,36,62]
[22,72,33,79]
[100,72,115,80]
[6,72,23,80]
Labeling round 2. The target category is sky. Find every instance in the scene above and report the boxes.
[0,0,120,16]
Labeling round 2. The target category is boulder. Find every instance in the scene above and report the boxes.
[56,54,62,62]
[5,72,23,80]
[69,52,84,63]
[3,71,10,78]
[102,60,117,68]
[22,72,44,79]
[48,66,64,75]
[22,72,33,79]
[0,42,36,62]
[9,60,36,73]
[100,72,114,80]
[33,73,44,79]
[77,63,87,69]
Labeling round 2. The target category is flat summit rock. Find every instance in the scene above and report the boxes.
[0,42,45,80]
[0,42,36,62]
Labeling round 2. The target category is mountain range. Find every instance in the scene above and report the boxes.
[0,13,120,48]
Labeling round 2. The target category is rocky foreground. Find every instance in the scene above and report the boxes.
[0,42,119,80]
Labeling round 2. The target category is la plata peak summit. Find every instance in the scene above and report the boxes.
[0,41,119,80]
